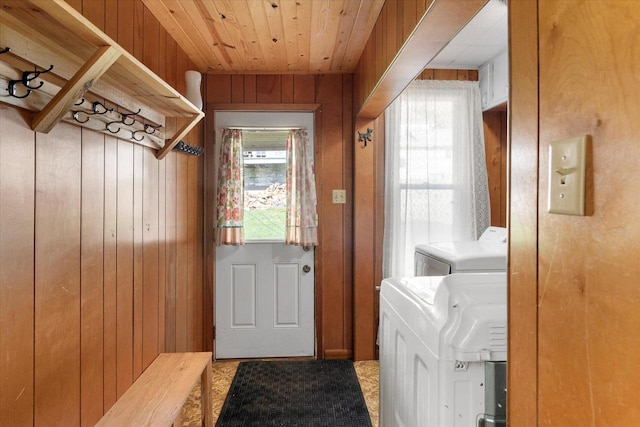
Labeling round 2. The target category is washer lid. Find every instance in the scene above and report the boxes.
[415,240,507,271]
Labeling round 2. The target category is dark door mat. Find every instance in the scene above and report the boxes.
[216,360,373,427]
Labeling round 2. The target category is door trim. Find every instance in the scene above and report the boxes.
[204,103,322,359]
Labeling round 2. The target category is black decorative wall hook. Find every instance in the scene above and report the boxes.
[358,128,373,148]
[0,47,10,55]
[7,64,54,99]
[173,140,204,156]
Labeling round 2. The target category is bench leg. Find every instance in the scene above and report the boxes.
[201,358,213,427]
[173,410,182,427]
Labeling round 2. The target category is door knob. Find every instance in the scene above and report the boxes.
[302,265,311,273]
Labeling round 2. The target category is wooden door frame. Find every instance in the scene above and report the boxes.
[203,103,322,359]
[507,0,539,425]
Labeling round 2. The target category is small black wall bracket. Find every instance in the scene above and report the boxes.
[358,127,373,148]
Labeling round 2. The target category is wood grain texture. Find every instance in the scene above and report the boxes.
[103,135,118,411]
[34,122,82,426]
[205,74,352,358]
[507,0,539,425]
[536,1,640,424]
[141,0,384,73]
[0,106,35,426]
[483,110,507,227]
[95,352,212,427]
[355,0,485,119]
[80,129,106,427]
[0,1,206,423]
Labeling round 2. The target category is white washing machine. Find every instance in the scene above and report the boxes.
[414,226,508,276]
[379,273,507,427]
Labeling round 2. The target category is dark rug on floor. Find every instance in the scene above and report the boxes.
[216,360,372,427]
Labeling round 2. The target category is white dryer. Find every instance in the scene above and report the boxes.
[379,273,507,427]
[414,226,507,276]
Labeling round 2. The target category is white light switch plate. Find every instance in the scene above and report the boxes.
[332,189,346,204]
[548,135,589,215]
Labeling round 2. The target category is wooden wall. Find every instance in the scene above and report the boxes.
[0,1,204,425]
[354,0,437,110]
[204,74,354,359]
[509,0,640,424]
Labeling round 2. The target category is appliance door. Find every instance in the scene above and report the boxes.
[415,253,451,276]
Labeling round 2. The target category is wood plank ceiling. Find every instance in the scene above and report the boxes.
[141,0,385,74]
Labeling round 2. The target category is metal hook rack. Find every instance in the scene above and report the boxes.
[173,140,204,156]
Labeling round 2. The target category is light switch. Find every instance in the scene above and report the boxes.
[548,135,589,215]
[332,189,346,204]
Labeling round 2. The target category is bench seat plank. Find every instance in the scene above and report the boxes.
[96,352,212,427]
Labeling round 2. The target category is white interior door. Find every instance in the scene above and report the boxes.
[215,243,314,358]
[214,111,315,359]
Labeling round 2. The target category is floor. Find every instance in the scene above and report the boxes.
[180,360,379,427]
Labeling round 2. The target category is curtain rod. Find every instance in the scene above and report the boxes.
[226,127,303,131]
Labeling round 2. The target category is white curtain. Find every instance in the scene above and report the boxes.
[383,80,491,277]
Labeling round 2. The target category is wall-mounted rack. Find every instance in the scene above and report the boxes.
[0,0,204,159]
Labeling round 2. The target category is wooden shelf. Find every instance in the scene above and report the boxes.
[0,0,204,159]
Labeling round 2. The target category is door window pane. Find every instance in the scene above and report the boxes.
[243,132,287,241]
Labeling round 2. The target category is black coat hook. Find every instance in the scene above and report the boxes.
[121,108,141,126]
[72,111,90,124]
[106,121,121,134]
[131,130,145,142]
[0,47,10,55]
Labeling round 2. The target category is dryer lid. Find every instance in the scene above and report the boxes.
[415,240,506,271]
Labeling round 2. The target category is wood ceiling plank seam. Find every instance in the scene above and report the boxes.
[140,0,211,71]
[220,0,268,71]
[197,1,249,72]
[329,0,361,71]
[262,0,290,72]
[179,0,234,72]
[246,0,280,72]
[278,0,303,72]
[291,0,313,72]
[308,0,344,72]
[341,0,385,71]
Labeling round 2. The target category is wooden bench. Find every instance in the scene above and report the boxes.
[96,352,213,427]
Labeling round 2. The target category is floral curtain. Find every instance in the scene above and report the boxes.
[216,128,244,245]
[285,129,318,246]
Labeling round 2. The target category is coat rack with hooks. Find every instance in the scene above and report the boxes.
[0,0,204,159]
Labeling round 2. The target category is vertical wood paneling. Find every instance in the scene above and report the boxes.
[483,111,506,227]
[83,0,105,31]
[175,154,189,352]
[117,0,134,53]
[281,74,294,103]
[256,75,282,103]
[341,74,354,350]
[142,148,159,369]
[188,154,201,350]
[116,141,134,399]
[0,106,35,426]
[34,123,82,426]
[158,154,167,354]
[0,2,206,424]
[165,152,177,353]
[231,75,244,103]
[80,130,105,427]
[243,75,257,103]
[508,0,539,425]
[316,74,345,353]
[294,75,316,104]
[132,145,144,379]
[103,135,118,411]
